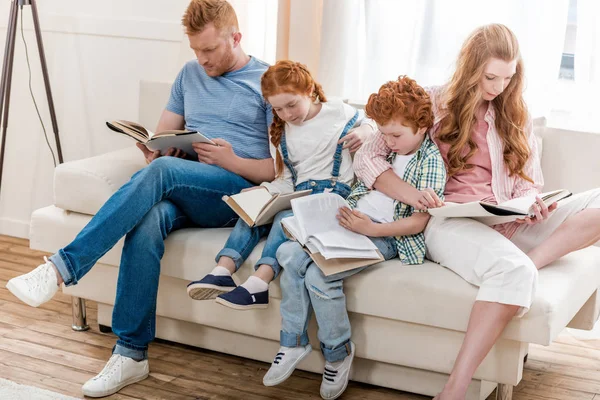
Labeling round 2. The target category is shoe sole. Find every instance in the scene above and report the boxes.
[82,372,149,398]
[187,283,234,300]
[320,345,355,400]
[215,296,268,310]
[6,280,42,308]
[263,345,312,387]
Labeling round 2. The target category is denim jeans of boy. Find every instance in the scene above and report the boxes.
[48,157,252,360]
[216,209,292,279]
[276,235,398,362]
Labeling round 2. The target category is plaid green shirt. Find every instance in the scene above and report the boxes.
[347,136,446,265]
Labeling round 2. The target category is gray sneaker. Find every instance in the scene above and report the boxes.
[263,344,312,386]
[320,342,355,400]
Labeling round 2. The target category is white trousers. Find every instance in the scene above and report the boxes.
[424,188,600,317]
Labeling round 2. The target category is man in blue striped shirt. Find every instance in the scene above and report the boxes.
[6,1,273,397]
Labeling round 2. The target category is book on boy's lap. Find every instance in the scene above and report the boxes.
[222,187,312,227]
[281,192,384,276]
[428,189,572,225]
[106,120,216,157]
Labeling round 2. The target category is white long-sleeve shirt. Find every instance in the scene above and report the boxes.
[261,99,357,194]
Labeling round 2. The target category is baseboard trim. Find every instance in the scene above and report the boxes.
[0,218,30,239]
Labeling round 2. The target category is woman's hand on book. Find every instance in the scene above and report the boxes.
[193,138,237,169]
[337,207,376,236]
[515,196,558,225]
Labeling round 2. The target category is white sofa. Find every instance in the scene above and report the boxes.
[29,81,600,400]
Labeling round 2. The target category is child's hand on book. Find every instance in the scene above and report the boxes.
[515,197,558,225]
[337,207,376,236]
[406,188,444,210]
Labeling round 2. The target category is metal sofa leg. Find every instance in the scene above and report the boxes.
[71,296,90,331]
[496,384,513,400]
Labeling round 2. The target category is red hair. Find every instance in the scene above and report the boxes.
[261,60,327,177]
[366,75,434,132]
[437,24,531,180]
[182,0,239,35]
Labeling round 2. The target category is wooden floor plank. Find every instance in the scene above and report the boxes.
[1,236,600,399]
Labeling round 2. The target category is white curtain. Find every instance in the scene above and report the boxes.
[177,0,279,66]
[572,0,600,117]
[317,0,569,118]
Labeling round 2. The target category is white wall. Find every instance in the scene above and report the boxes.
[0,0,276,238]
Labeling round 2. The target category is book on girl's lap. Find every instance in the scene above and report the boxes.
[281,193,384,276]
[106,120,216,157]
[428,189,572,225]
[222,188,312,227]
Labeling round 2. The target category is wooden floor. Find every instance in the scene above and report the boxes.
[1,235,600,400]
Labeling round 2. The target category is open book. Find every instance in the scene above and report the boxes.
[106,120,216,157]
[222,188,312,227]
[281,193,384,276]
[428,189,572,225]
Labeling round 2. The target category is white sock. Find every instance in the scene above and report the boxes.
[211,266,232,276]
[241,275,269,294]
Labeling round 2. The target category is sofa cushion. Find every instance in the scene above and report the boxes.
[54,147,145,216]
[30,205,600,346]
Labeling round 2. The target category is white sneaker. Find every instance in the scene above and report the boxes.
[320,342,355,400]
[6,257,59,307]
[263,344,312,386]
[82,354,149,398]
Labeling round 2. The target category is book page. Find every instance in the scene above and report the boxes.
[291,193,378,253]
[227,188,274,223]
[281,216,305,244]
[310,237,380,259]
[254,189,312,226]
[427,202,493,218]
[498,189,571,216]
[106,121,149,143]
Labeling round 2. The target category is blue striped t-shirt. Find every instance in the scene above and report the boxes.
[166,57,273,160]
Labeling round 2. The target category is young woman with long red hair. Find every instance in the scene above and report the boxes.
[353,24,600,399]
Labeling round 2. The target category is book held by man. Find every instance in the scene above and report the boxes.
[222,188,312,227]
[106,120,216,157]
[281,193,384,276]
[428,189,572,225]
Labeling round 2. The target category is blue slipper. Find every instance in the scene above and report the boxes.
[187,274,236,300]
[215,286,269,310]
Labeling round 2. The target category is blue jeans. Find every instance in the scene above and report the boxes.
[48,157,253,360]
[216,209,292,279]
[276,235,398,362]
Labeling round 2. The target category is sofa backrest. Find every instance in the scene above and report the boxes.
[138,81,598,195]
[536,127,600,193]
[139,80,173,133]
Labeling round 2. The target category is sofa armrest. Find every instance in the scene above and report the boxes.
[54,146,146,215]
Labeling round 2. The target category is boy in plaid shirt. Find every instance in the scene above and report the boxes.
[263,76,446,400]
[341,76,447,264]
